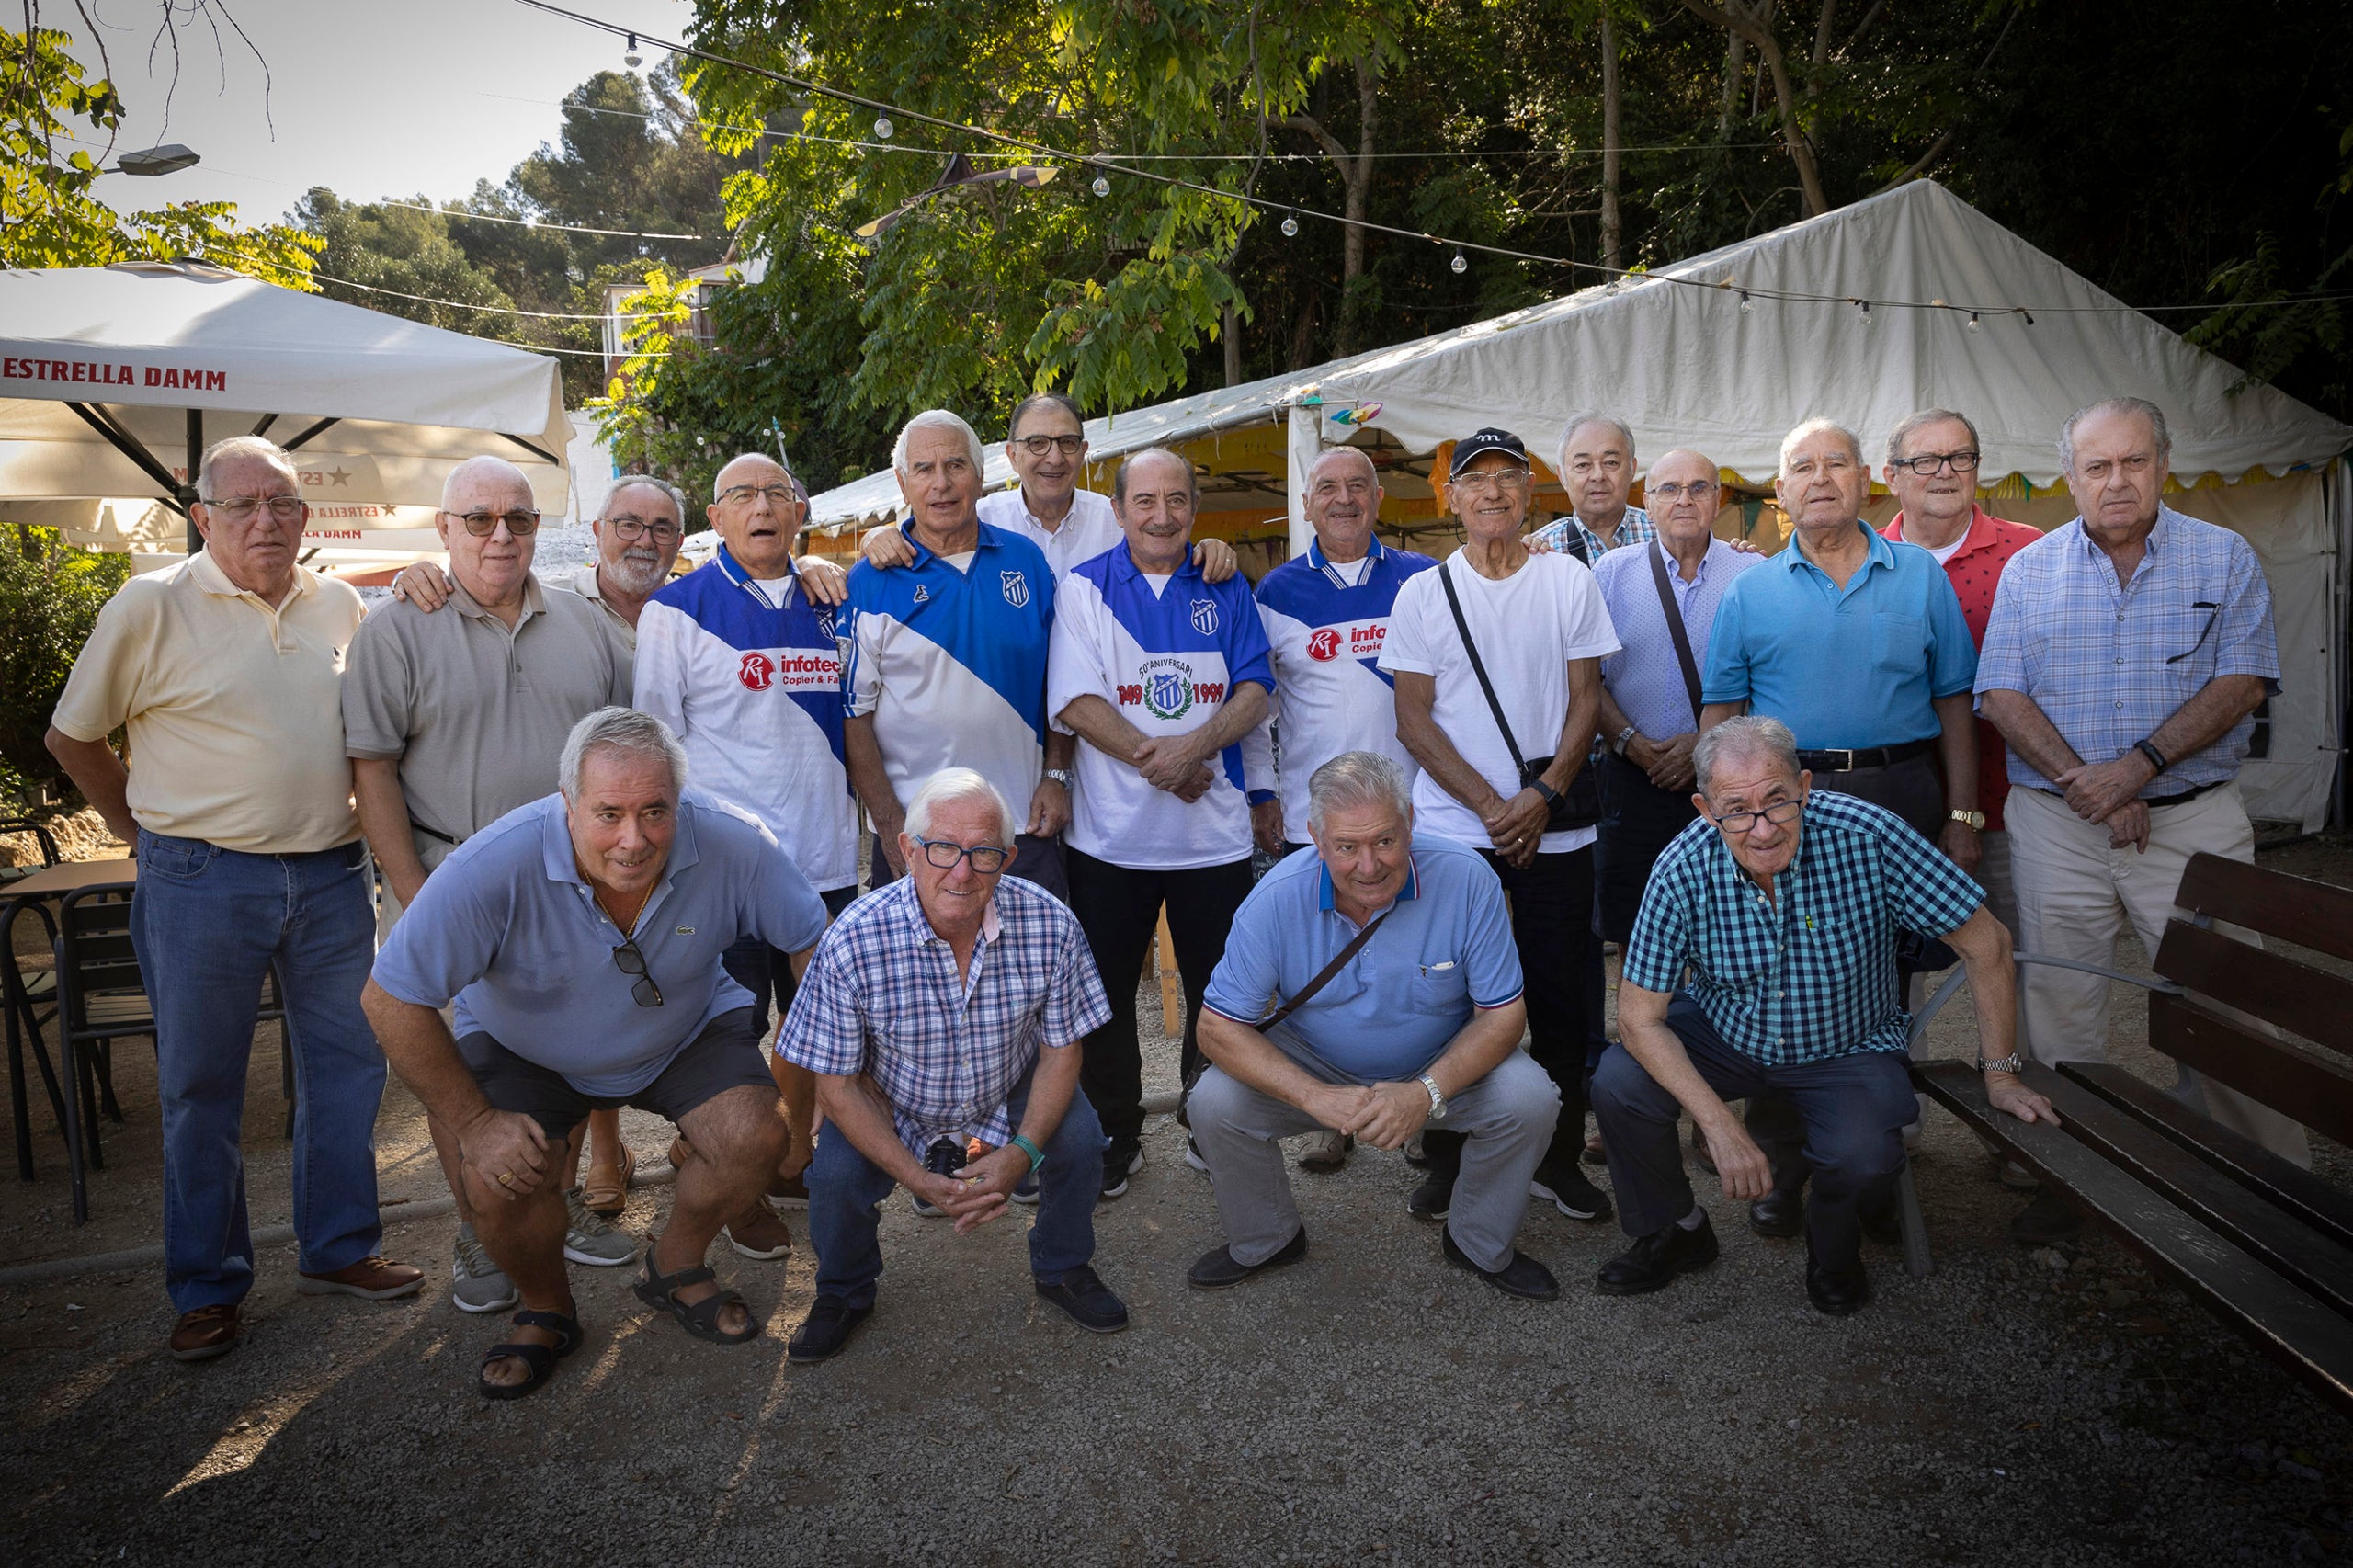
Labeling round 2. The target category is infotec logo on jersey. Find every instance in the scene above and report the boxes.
[738,650,841,693]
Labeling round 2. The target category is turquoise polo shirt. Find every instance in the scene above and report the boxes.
[1700,522,1978,750]
[1201,834,1522,1083]
[371,789,829,1096]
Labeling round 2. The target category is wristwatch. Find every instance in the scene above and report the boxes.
[1975,1052,2025,1074]
[1418,1074,1448,1119]
[1043,768,1074,789]
[1948,808,1985,830]
[1531,778,1564,808]
[1611,725,1638,756]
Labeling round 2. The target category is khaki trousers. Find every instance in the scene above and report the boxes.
[2005,782,2309,1166]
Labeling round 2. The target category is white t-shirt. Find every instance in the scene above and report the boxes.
[1921,534,1967,566]
[1378,548,1621,854]
[975,486,1124,576]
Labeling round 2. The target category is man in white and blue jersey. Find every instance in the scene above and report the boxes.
[840,410,1075,903]
[1050,447,1276,1199]
[637,452,861,1255]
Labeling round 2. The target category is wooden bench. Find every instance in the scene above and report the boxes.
[1908,852,2353,1417]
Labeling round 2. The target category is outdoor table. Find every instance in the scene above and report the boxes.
[4,858,134,1181]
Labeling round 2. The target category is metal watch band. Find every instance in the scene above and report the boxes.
[1044,768,1074,788]
[1418,1074,1447,1117]
[1975,1053,2025,1074]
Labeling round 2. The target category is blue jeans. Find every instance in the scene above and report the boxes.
[807,1063,1102,1308]
[131,832,386,1312]
[1591,994,1915,1266]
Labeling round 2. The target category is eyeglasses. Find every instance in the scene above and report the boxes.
[609,935,664,1007]
[1890,450,1981,475]
[1017,434,1085,457]
[603,512,681,543]
[910,835,1010,874]
[1452,470,1530,493]
[443,508,541,537]
[1708,798,1806,835]
[1648,480,1719,501]
[718,483,801,507]
[202,494,305,523]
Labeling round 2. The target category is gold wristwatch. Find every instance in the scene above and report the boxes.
[1948,808,1986,830]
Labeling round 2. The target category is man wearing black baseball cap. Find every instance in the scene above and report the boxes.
[1378,427,1623,1233]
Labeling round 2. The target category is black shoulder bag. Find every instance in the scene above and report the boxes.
[1437,561,1601,832]
[1643,540,1706,726]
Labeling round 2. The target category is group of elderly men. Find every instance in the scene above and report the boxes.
[42,381,2298,1393]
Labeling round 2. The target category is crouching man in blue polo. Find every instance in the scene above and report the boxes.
[778,768,1122,1363]
[1187,751,1563,1300]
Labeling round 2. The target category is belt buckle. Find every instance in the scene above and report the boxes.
[1828,748,1855,771]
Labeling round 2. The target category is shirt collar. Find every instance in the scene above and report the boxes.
[894,517,1003,569]
[716,541,798,600]
[1884,505,2002,561]
[1307,535,1384,585]
[185,548,317,605]
[1108,538,1201,584]
[897,873,1004,948]
[1315,852,1422,915]
[445,572,547,622]
[1779,519,1893,575]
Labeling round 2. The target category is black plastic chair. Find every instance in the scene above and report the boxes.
[52,885,298,1225]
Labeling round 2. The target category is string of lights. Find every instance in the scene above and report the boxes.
[506,0,2353,328]
[369,199,710,242]
[307,272,672,321]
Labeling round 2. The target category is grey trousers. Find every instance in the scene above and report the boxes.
[1188,1051,1562,1272]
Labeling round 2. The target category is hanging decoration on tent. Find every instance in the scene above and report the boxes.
[1329,402,1381,426]
[854,153,1061,240]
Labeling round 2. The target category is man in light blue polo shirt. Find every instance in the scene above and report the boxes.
[1699,417,1982,859]
[1186,753,1562,1301]
[363,709,828,1401]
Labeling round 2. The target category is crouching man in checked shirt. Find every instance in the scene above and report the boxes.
[779,768,1122,1363]
[1590,717,2057,1316]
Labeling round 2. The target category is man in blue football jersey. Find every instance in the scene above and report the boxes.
[840,410,1074,903]
[1049,448,1275,1199]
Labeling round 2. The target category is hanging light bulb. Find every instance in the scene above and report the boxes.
[624,32,642,67]
[1280,209,1299,238]
[873,117,894,140]
[1738,291,1754,314]
[1091,173,1110,198]
[1966,311,1981,332]
[1857,300,1874,327]
[1449,250,1468,275]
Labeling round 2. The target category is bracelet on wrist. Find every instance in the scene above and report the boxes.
[2133,738,2168,775]
[1009,1134,1045,1174]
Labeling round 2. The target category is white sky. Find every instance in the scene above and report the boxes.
[53,0,699,223]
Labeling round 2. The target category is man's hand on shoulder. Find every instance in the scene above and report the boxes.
[859,527,915,572]
[1192,536,1239,584]
[391,560,453,612]
[796,555,850,606]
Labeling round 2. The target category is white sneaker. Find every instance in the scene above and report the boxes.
[563,1187,639,1267]
[449,1225,518,1314]
[1184,1136,1211,1174]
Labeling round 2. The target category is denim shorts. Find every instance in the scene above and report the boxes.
[456,1006,771,1141]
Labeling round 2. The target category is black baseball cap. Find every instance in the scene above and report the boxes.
[1449,427,1529,476]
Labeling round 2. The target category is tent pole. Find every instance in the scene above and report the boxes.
[184,410,203,555]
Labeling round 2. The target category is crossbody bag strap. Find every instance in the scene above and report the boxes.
[1260,907,1392,1032]
[1437,561,1529,772]
[1644,540,1706,726]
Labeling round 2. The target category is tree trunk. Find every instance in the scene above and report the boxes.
[1719,27,1747,139]
[1223,301,1242,387]
[1600,11,1621,271]
[1283,52,1379,355]
[1808,0,1837,97]
[1679,0,1830,216]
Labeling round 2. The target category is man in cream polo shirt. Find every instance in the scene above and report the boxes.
[47,435,422,1364]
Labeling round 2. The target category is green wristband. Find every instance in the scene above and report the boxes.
[1009,1135,1045,1173]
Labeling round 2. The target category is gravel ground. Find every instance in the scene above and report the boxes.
[3,845,2349,1564]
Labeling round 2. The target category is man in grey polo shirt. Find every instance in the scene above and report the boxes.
[346,454,632,1310]
[363,708,829,1399]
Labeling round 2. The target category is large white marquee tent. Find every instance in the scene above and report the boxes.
[809,180,2352,831]
[0,260,572,574]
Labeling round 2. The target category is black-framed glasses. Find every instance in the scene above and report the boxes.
[718,483,801,507]
[603,512,682,543]
[2166,601,2221,665]
[1708,798,1806,835]
[202,494,306,523]
[443,508,541,537]
[1017,434,1086,457]
[610,936,664,1007]
[1891,449,1982,475]
[910,835,1010,874]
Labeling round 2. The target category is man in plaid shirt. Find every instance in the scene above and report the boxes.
[1589,717,2054,1316]
[779,768,1120,1362]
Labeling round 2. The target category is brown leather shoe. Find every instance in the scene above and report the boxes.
[723,1204,792,1260]
[170,1303,240,1361]
[297,1255,426,1300]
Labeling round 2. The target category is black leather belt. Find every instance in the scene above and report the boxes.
[2029,779,2225,811]
[1794,739,1932,773]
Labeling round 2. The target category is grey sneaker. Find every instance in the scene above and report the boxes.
[449,1225,518,1314]
[563,1187,639,1267]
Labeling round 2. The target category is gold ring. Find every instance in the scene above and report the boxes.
[496,1170,515,1187]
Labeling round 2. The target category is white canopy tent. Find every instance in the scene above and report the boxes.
[807,179,2352,830]
[0,261,572,562]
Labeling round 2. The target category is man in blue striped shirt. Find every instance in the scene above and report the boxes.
[1977,398,2306,1238]
[1591,717,2053,1316]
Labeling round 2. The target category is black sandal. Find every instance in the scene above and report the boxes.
[634,1237,760,1345]
[477,1305,583,1401]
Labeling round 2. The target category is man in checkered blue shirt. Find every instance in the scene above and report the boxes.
[778,769,1120,1361]
[1589,717,2055,1316]
[1525,414,1655,565]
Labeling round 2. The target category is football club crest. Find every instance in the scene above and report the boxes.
[1189,598,1218,635]
[1000,570,1029,608]
[814,610,835,640]
[913,585,930,604]
[1146,669,1193,719]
